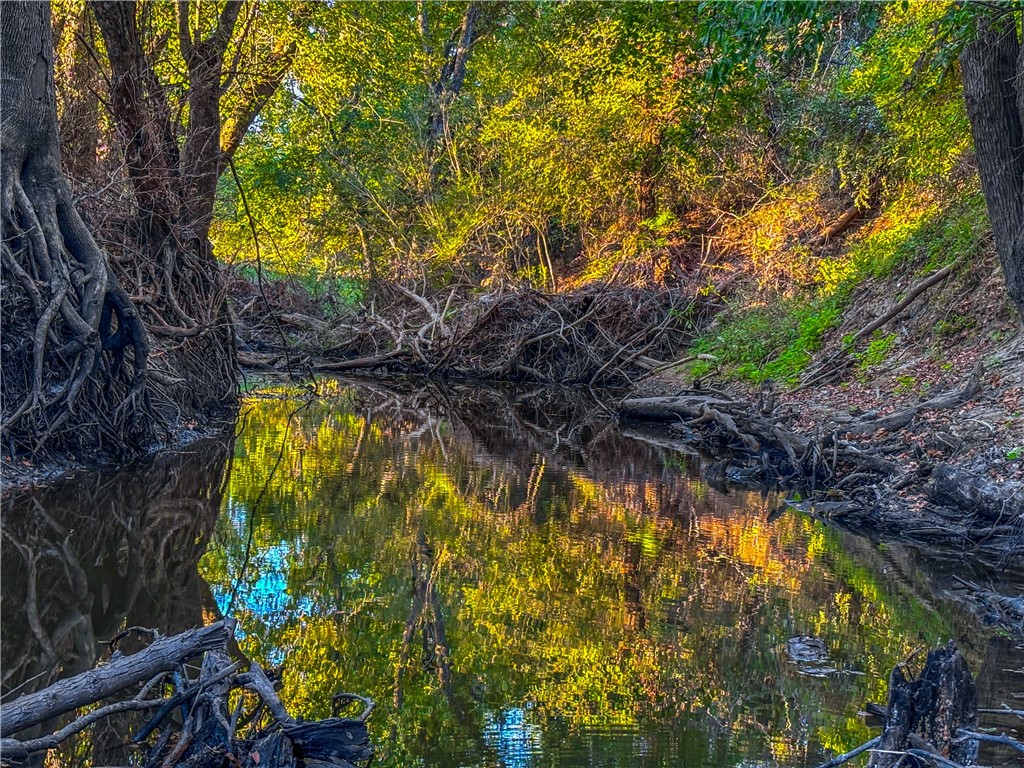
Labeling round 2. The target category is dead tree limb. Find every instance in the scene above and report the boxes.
[0,619,235,736]
[813,736,881,768]
[955,729,1024,754]
[801,261,962,388]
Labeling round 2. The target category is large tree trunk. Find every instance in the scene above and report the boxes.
[1,2,155,458]
[89,0,240,420]
[961,10,1024,322]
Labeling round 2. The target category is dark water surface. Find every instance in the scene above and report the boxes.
[3,380,1022,767]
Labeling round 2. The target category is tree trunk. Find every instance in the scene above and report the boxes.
[1,2,154,458]
[960,11,1024,322]
[867,643,978,768]
[89,0,240,420]
[423,3,482,194]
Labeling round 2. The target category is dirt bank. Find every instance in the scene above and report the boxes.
[623,337,1022,560]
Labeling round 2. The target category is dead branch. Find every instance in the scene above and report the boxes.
[813,736,881,768]
[802,261,962,388]
[0,619,236,736]
[955,729,1024,754]
[234,280,704,387]
[0,619,375,768]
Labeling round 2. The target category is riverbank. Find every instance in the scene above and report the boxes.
[226,259,1023,559]
[618,235,1023,558]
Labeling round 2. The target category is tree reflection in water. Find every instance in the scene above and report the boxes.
[1,381,1020,768]
[202,381,1023,768]
[1,434,233,765]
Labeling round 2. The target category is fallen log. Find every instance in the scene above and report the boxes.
[839,364,982,436]
[801,261,962,388]
[810,180,882,247]
[618,391,898,488]
[0,619,235,736]
[928,464,1024,523]
[0,619,375,768]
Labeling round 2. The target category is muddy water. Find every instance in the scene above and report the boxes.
[2,380,1022,768]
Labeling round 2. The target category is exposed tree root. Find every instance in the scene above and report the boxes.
[1,159,158,459]
[1,4,160,461]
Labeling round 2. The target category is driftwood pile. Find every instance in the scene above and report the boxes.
[618,365,1024,551]
[234,280,702,386]
[0,619,373,768]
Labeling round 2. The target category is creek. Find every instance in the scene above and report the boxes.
[2,379,1022,768]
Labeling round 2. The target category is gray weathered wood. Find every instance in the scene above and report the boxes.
[0,619,234,736]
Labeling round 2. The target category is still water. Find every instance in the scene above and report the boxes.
[2,379,1022,767]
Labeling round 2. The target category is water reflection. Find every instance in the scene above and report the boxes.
[1,435,234,764]
[200,380,1022,768]
[1,381,1021,768]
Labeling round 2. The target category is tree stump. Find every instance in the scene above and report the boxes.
[867,642,978,768]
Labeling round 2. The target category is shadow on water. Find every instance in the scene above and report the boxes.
[2,379,1022,768]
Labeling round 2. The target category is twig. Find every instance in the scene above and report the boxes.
[978,706,1024,719]
[956,728,1024,754]
[813,736,881,768]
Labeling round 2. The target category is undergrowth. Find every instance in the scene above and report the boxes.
[686,184,987,386]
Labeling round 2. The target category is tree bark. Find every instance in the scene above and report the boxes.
[960,10,1024,322]
[1,1,154,457]
[867,643,978,768]
[89,0,241,419]
[56,3,102,181]
[83,2,308,423]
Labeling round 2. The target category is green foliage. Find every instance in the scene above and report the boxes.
[855,331,898,373]
[687,181,986,386]
[689,295,843,385]
[213,1,984,287]
[205,0,999,382]
[893,374,919,395]
[934,313,974,338]
[837,2,971,183]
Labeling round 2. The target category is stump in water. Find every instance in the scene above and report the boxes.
[868,642,978,768]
